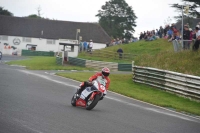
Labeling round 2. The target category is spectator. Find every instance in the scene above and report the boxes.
[159,26,164,38]
[172,26,179,39]
[171,23,177,29]
[193,25,200,51]
[139,32,144,40]
[164,25,170,37]
[156,29,159,36]
[183,25,190,50]
[167,27,173,39]
[88,40,93,52]
[106,42,109,47]
[117,48,123,59]
[83,41,88,51]
[116,38,120,45]
[189,28,193,46]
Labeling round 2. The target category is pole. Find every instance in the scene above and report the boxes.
[181,5,184,48]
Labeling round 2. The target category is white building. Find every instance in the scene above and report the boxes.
[0,15,111,57]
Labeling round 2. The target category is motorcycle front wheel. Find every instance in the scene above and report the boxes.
[86,95,100,110]
[71,94,77,106]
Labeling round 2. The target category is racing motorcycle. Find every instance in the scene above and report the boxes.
[71,79,107,110]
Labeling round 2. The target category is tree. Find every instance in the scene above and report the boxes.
[171,0,200,20]
[96,0,137,39]
[25,6,48,19]
[26,14,42,18]
[0,7,13,16]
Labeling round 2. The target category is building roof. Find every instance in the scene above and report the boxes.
[0,15,111,43]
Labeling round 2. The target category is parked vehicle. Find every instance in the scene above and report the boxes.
[71,80,107,110]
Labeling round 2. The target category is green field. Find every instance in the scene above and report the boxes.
[6,56,94,70]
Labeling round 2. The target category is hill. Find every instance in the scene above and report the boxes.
[78,39,200,76]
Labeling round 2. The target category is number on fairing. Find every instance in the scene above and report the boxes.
[100,85,106,91]
[100,80,106,86]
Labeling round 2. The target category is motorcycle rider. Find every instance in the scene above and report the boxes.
[77,67,110,100]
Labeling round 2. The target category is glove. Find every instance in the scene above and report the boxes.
[84,81,93,86]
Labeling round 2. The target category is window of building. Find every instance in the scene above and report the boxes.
[47,39,56,44]
[23,37,31,42]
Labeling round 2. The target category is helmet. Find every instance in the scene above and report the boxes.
[102,67,110,77]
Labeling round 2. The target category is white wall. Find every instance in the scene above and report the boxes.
[0,35,107,57]
[93,43,106,49]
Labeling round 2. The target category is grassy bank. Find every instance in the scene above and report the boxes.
[6,56,94,70]
[79,39,200,76]
[57,72,200,116]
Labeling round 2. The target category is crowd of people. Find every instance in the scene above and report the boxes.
[79,22,200,52]
[79,40,93,52]
[139,22,200,51]
[107,37,139,47]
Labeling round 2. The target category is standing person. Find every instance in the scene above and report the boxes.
[88,40,93,52]
[183,25,191,50]
[189,28,193,47]
[159,26,164,38]
[139,32,144,40]
[83,41,88,51]
[193,25,200,51]
[156,29,159,36]
[172,26,179,40]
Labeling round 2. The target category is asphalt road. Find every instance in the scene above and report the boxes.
[0,56,200,133]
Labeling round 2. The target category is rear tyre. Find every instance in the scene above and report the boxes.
[71,94,77,106]
[86,95,100,110]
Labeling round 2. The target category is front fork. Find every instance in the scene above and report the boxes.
[89,91,102,100]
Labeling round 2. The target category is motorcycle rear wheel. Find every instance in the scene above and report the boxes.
[86,95,100,110]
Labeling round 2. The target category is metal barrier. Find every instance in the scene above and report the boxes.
[172,40,182,52]
[85,60,118,71]
[56,57,63,65]
[67,57,132,71]
[132,61,200,101]
[172,40,193,52]
[22,50,54,56]
[84,49,136,61]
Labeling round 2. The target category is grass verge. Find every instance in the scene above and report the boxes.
[57,72,200,116]
[6,56,95,71]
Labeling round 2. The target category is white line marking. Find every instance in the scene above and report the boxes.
[20,70,77,88]
[106,97,197,122]
[19,70,200,123]
[10,65,26,67]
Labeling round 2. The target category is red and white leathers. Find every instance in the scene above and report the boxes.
[89,72,110,90]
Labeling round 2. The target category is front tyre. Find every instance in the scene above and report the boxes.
[71,94,77,106]
[86,95,100,110]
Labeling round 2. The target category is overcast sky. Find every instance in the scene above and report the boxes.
[0,0,183,37]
